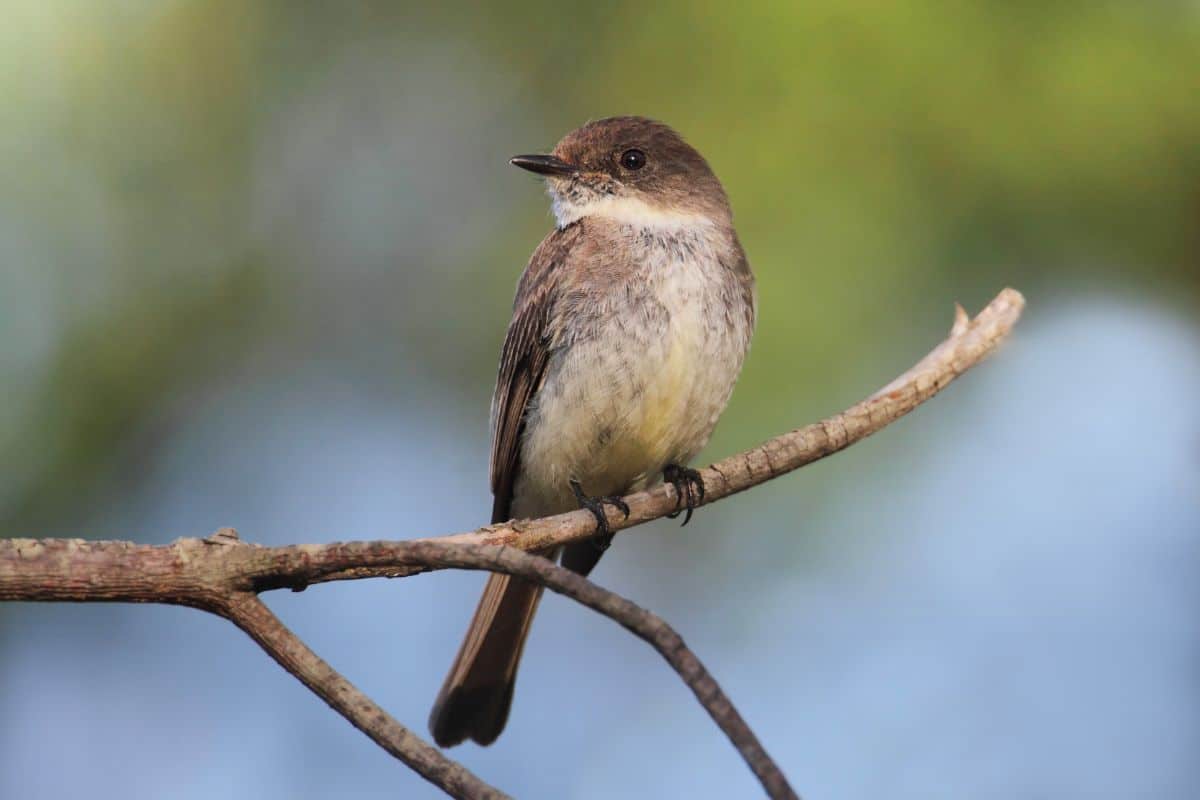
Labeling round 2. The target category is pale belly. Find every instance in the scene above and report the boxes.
[511,257,751,518]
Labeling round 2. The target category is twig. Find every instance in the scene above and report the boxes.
[0,289,1026,799]
[395,541,799,800]
[303,288,1027,584]
[219,591,511,800]
[0,289,1024,594]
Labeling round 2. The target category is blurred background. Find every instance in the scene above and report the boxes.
[2,1,1198,797]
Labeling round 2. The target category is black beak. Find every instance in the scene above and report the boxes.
[509,154,577,177]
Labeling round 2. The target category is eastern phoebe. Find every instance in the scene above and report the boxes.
[430,116,756,747]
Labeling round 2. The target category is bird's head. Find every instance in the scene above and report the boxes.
[510,116,731,230]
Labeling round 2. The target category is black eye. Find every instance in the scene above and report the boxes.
[619,149,647,170]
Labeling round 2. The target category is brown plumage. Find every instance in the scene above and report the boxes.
[429,117,755,747]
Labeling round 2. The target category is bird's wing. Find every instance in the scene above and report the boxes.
[488,223,581,524]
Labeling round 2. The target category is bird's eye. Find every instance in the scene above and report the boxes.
[619,149,647,171]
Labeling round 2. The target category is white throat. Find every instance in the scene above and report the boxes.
[551,192,715,231]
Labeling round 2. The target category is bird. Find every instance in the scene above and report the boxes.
[429,116,756,747]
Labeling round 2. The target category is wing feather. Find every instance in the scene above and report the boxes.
[488,223,581,523]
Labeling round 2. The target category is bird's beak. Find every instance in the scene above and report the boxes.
[509,154,577,177]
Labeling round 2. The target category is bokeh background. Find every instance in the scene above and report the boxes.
[2,2,1198,798]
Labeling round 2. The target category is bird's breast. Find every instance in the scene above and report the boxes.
[513,226,752,516]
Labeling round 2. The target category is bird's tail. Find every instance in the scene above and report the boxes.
[429,570,546,747]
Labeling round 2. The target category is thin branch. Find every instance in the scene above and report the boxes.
[391,541,799,800]
[293,288,1028,585]
[0,288,1025,596]
[218,591,511,800]
[0,288,1026,800]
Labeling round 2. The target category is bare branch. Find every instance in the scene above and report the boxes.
[0,290,1023,596]
[217,591,511,800]
[0,288,1026,800]
[0,534,508,800]
[305,287,1026,584]
[0,289,1024,597]
[393,541,799,800]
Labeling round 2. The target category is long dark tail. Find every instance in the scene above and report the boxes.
[429,570,546,747]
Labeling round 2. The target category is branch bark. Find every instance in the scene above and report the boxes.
[387,542,799,800]
[294,287,1028,586]
[0,288,1025,800]
[221,589,512,800]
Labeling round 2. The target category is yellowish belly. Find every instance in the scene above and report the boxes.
[616,321,697,466]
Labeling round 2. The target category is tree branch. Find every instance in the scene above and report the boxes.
[0,288,1025,800]
[388,541,799,800]
[218,590,512,800]
[292,287,1028,585]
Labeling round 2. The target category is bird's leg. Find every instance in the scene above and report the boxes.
[663,463,705,526]
[569,479,630,552]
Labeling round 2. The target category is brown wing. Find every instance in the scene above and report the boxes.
[488,223,581,523]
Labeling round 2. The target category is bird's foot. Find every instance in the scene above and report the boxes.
[663,463,705,526]
[569,479,630,552]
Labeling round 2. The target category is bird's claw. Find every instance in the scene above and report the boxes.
[570,479,630,551]
[663,463,705,526]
